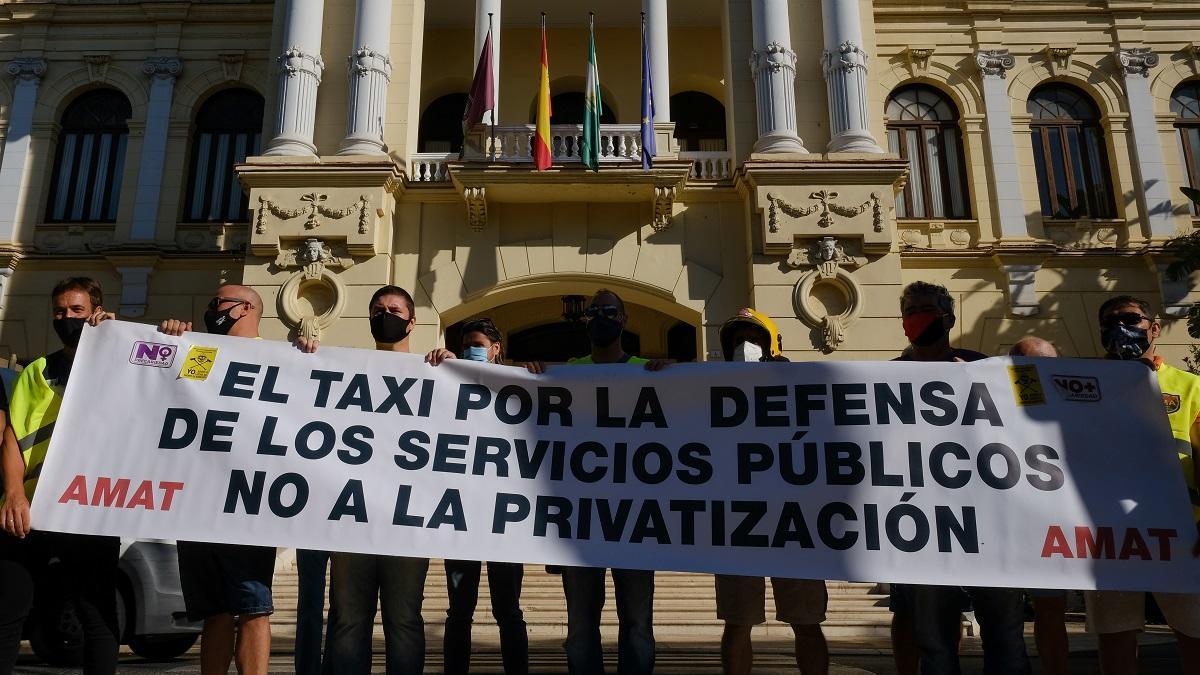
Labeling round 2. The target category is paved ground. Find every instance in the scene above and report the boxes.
[12,629,1187,674]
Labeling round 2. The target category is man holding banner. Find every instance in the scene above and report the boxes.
[1087,296,1200,674]
[160,285,276,675]
[0,277,119,674]
[891,281,1032,675]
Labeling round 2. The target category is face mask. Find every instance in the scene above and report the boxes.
[586,315,623,348]
[903,311,947,347]
[463,345,491,363]
[732,341,764,362]
[53,317,87,348]
[204,306,240,335]
[370,312,411,344]
[1101,323,1150,360]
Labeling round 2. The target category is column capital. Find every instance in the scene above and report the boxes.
[1117,47,1159,79]
[975,48,1015,79]
[281,47,325,84]
[6,57,47,82]
[142,56,183,81]
[750,41,796,76]
[348,46,391,80]
[821,40,869,77]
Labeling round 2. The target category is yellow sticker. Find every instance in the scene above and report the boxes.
[180,346,219,381]
[1009,364,1046,406]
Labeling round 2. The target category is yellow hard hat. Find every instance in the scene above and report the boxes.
[719,308,783,360]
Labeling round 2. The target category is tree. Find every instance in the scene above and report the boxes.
[1165,187,1200,372]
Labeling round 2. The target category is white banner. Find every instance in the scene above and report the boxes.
[30,321,1200,592]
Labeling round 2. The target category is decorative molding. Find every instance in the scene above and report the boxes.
[904,46,936,76]
[766,190,882,233]
[82,53,111,82]
[464,186,487,232]
[1148,259,1191,318]
[1044,45,1076,77]
[277,237,348,345]
[219,51,245,81]
[789,236,865,353]
[347,45,391,79]
[256,193,370,234]
[280,46,324,83]
[142,56,183,81]
[749,41,797,75]
[6,57,47,82]
[653,186,676,232]
[1117,47,1159,79]
[975,49,1015,79]
[0,265,14,311]
[998,262,1041,317]
[273,237,355,273]
[821,40,869,77]
[1044,220,1122,250]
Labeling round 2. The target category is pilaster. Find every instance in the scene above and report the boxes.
[975,48,1027,240]
[0,57,46,246]
[1118,46,1178,239]
[130,56,182,241]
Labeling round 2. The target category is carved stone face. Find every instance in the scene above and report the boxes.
[819,237,837,261]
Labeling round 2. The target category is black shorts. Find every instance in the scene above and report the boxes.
[178,541,275,621]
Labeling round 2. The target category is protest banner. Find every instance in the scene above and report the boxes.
[29,320,1200,592]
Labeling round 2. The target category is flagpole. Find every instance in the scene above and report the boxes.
[488,12,496,163]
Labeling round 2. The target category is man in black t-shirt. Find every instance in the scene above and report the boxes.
[887,282,1029,675]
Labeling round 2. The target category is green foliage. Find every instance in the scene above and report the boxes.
[1166,187,1200,339]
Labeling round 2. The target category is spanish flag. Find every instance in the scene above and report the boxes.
[532,13,552,171]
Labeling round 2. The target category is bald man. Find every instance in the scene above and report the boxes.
[1010,336,1059,358]
[1009,335,1068,675]
[159,285,273,675]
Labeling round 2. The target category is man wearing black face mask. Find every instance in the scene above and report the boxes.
[159,285,276,675]
[1086,295,1200,675]
[525,289,666,675]
[0,277,119,674]
[888,282,1031,675]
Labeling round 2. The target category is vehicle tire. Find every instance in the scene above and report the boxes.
[26,599,84,667]
[128,633,199,661]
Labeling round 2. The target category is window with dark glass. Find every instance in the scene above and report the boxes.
[1027,84,1115,219]
[185,89,264,223]
[418,93,468,154]
[46,89,132,223]
[1173,80,1200,216]
[885,84,969,219]
[670,91,727,152]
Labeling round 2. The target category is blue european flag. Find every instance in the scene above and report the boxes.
[640,18,656,170]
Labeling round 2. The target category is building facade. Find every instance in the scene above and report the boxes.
[1,0,1199,366]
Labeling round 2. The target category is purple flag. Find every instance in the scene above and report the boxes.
[462,26,496,139]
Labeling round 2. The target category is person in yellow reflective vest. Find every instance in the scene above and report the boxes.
[0,277,117,674]
[158,284,276,675]
[1086,295,1200,675]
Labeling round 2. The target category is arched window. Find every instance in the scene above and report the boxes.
[185,89,264,223]
[46,89,132,222]
[528,92,616,125]
[670,91,726,152]
[1027,84,1115,219]
[1173,80,1200,215]
[418,93,468,153]
[885,85,969,219]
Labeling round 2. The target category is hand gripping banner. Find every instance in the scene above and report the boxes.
[31,321,1200,592]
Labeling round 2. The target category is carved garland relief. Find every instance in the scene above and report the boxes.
[767,190,882,233]
[256,193,371,235]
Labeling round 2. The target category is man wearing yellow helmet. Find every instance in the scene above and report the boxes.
[714,308,829,675]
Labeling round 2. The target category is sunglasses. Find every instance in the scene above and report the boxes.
[585,305,621,320]
[208,296,250,311]
[1102,312,1152,328]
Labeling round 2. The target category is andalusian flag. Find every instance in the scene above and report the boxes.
[532,13,552,171]
[581,14,601,171]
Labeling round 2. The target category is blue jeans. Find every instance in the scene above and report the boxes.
[444,560,528,674]
[294,550,329,675]
[912,585,1031,675]
[561,567,655,675]
[324,553,429,675]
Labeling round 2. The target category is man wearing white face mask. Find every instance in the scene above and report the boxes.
[713,308,830,675]
[426,318,529,674]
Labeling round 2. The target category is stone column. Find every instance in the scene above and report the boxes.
[130,57,182,241]
[338,0,393,155]
[1119,47,1175,237]
[749,0,806,153]
[976,49,1027,238]
[474,0,501,125]
[820,0,882,153]
[643,0,670,122]
[264,0,325,156]
[0,57,46,243]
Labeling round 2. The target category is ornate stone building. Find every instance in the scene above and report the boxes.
[1,0,1199,366]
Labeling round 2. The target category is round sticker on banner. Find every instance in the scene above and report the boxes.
[179,346,219,381]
